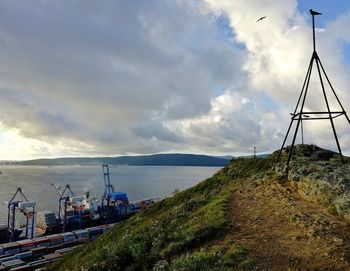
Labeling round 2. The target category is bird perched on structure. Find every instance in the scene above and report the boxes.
[256,16,267,22]
[310,9,322,15]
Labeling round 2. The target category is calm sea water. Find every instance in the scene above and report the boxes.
[0,165,220,224]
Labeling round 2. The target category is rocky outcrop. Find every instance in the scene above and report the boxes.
[274,144,350,222]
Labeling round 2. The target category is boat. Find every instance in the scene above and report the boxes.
[35,192,157,236]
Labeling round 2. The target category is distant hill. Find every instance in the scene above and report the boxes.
[214,155,234,160]
[15,153,230,167]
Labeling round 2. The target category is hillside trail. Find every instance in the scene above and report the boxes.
[229,180,350,271]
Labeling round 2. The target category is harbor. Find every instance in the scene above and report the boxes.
[0,165,158,270]
[0,223,116,270]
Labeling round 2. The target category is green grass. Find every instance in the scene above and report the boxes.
[48,157,274,271]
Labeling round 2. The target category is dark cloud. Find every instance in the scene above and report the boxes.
[132,121,184,143]
[3,0,348,158]
[0,0,244,157]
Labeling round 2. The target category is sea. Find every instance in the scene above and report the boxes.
[0,165,221,224]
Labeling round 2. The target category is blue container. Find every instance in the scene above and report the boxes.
[87,227,104,239]
[15,251,32,259]
[117,205,128,216]
[110,192,128,203]
[0,255,15,264]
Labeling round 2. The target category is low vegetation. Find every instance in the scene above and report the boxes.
[49,159,261,270]
[49,144,350,270]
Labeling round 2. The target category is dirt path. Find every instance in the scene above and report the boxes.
[229,180,350,271]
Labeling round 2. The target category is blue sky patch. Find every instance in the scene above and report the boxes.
[342,42,350,65]
[297,0,350,27]
[258,92,278,111]
[215,14,234,41]
[215,13,247,52]
[212,84,228,97]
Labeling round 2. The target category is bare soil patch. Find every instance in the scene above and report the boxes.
[229,180,350,270]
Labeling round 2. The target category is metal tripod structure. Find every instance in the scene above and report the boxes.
[275,9,350,167]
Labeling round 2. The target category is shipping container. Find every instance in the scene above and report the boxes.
[47,234,63,246]
[72,229,88,239]
[0,255,16,264]
[30,247,47,258]
[116,204,128,216]
[16,240,35,252]
[33,237,50,248]
[28,259,48,269]
[2,259,25,269]
[42,253,62,261]
[87,227,103,240]
[2,243,20,255]
[14,251,32,260]
[9,264,32,271]
[0,254,12,260]
[0,225,8,244]
[55,247,72,255]
[47,244,64,254]
[59,232,75,243]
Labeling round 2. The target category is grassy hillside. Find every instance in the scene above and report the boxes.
[49,144,350,270]
[48,155,273,271]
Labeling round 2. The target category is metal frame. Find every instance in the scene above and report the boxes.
[101,165,118,223]
[275,10,350,168]
[7,187,36,241]
[102,164,115,202]
[52,184,75,232]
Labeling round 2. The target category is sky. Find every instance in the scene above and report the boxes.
[1,0,350,160]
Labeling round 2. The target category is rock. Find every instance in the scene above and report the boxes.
[271,145,350,223]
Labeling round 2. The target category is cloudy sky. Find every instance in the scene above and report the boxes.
[0,0,350,159]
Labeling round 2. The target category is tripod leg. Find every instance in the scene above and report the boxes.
[286,56,315,167]
[274,119,293,165]
[315,58,344,162]
[274,56,314,166]
[318,58,350,125]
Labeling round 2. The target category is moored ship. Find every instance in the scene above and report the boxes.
[1,165,158,242]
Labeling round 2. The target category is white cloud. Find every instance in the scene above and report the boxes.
[1,0,350,159]
[202,0,350,154]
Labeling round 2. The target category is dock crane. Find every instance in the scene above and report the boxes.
[6,187,36,241]
[52,183,99,231]
[101,165,128,223]
[52,183,76,232]
[102,164,114,205]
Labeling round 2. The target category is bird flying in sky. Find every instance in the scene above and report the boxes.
[310,9,322,15]
[256,16,267,22]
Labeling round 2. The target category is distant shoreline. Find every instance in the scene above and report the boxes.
[3,153,231,167]
[0,164,224,168]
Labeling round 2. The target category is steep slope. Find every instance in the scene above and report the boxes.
[49,144,350,270]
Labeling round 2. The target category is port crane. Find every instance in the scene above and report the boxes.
[102,164,115,205]
[101,165,128,223]
[52,183,76,232]
[52,183,100,231]
[6,187,36,241]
